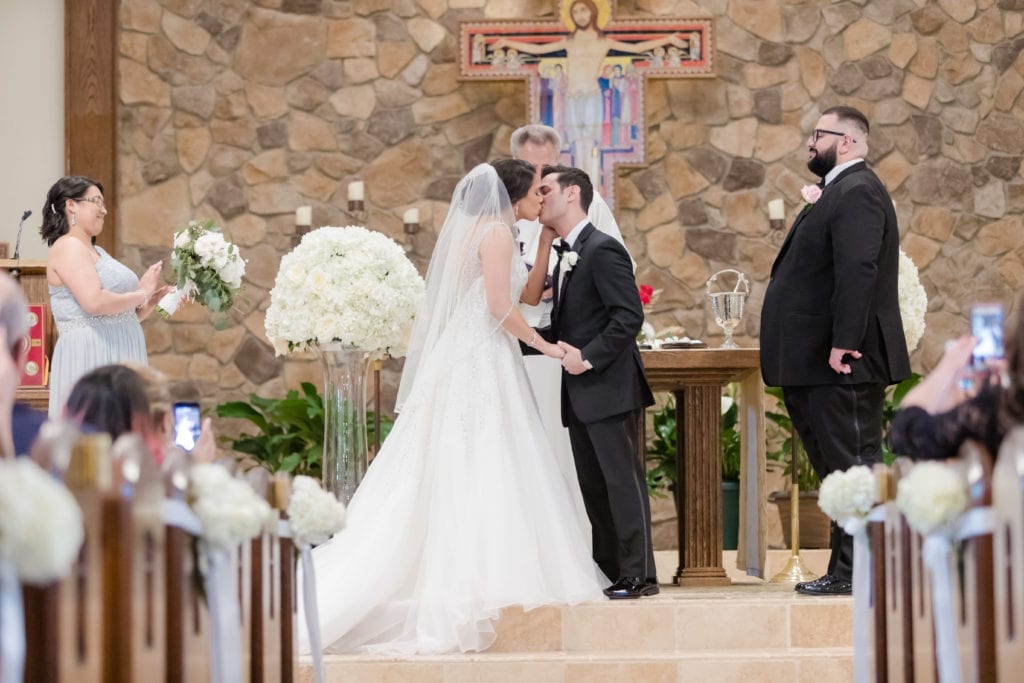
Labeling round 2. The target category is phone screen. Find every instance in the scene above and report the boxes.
[173,402,201,452]
[971,303,1004,366]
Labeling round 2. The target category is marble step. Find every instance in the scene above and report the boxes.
[308,649,854,682]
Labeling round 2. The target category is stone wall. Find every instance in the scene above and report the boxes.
[116,0,1024,413]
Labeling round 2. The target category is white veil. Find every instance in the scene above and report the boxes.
[395,163,517,411]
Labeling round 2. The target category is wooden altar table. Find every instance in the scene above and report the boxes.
[641,348,766,585]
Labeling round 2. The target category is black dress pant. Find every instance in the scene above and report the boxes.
[565,402,655,581]
[783,382,885,582]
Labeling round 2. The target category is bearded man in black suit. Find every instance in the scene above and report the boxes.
[760,106,911,596]
[534,165,657,600]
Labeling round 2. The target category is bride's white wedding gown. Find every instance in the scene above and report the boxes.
[301,245,608,656]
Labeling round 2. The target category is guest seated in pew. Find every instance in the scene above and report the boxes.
[63,364,162,457]
[887,295,1021,459]
[0,270,47,457]
[125,362,217,463]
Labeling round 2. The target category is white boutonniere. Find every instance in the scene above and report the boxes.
[560,251,580,273]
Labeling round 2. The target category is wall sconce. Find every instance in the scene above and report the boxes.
[768,198,785,230]
[347,180,365,212]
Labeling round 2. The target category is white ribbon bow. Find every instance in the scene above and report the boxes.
[921,506,996,683]
[162,499,243,683]
[278,520,325,683]
[845,504,888,683]
[0,560,25,683]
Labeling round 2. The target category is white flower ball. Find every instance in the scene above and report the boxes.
[190,464,273,550]
[896,462,967,536]
[0,459,84,584]
[287,475,346,547]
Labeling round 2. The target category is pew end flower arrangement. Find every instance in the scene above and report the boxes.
[157,219,246,328]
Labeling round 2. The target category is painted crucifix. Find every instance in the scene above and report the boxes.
[460,0,713,209]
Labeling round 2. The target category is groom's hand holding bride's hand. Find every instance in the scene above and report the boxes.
[557,342,588,375]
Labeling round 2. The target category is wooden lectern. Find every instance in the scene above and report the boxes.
[1,258,53,411]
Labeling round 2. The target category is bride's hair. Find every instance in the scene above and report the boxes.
[489,158,536,205]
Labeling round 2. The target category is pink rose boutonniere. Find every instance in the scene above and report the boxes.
[797,184,822,219]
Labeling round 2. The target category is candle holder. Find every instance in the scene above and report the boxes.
[347,199,365,212]
[403,220,420,235]
[769,217,785,231]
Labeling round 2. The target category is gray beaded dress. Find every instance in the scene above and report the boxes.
[47,246,148,417]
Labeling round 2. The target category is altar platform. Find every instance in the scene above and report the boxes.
[299,550,853,682]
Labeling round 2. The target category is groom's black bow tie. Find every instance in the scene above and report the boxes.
[553,241,571,255]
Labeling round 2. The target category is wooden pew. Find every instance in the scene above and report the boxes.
[869,463,889,683]
[908,475,937,682]
[956,441,996,682]
[23,429,107,683]
[247,469,288,683]
[106,434,168,682]
[884,458,916,683]
[163,448,209,683]
[993,428,1024,680]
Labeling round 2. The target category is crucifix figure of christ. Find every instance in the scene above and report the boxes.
[459,0,713,209]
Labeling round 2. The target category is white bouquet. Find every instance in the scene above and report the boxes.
[157,219,246,318]
[287,475,346,547]
[265,226,424,358]
[189,464,273,551]
[898,248,927,353]
[817,465,877,526]
[896,462,968,536]
[0,459,84,584]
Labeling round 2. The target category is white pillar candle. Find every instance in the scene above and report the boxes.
[295,205,312,226]
[348,181,365,201]
[403,208,420,224]
[768,198,785,220]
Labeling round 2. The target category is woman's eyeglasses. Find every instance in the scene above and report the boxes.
[75,196,106,209]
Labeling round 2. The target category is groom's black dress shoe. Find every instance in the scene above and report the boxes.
[794,575,835,592]
[795,575,851,595]
[603,577,660,600]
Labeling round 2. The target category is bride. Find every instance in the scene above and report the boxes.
[301,160,608,656]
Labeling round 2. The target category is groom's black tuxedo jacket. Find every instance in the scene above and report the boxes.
[760,161,911,387]
[540,223,654,426]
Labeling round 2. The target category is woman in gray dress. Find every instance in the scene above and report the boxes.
[41,176,172,417]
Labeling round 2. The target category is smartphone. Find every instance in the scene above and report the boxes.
[971,303,1004,367]
[173,402,202,452]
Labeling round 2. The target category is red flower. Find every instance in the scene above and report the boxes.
[638,284,654,306]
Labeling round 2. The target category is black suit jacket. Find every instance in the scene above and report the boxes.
[760,162,911,387]
[544,223,654,425]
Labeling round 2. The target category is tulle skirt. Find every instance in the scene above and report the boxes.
[300,317,607,655]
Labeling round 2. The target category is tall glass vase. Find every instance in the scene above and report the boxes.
[317,342,370,504]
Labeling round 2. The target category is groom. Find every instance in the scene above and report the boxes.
[534,165,657,599]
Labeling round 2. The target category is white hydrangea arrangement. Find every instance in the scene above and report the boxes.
[895,462,968,536]
[158,219,247,318]
[264,226,424,358]
[287,475,346,547]
[189,464,273,550]
[817,465,877,526]
[0,459,84,584]
[898,248,927,353]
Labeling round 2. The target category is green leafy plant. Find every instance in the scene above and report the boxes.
[646,392,741,497]
[882,373,922,464]
[215,382,394,479]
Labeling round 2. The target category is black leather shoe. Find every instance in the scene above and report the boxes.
[794,575,836,592]
[603,577,660,599]
[796,577,852,595]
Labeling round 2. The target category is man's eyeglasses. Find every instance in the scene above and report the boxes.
[811,128,854,143]
[75,196,106,209]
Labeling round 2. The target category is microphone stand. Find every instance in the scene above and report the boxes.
[10,209,31,282]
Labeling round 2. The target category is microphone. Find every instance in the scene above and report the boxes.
[10,209,31,281]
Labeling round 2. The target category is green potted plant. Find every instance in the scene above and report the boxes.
[646,392,742,549]
[215,382,394,479]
